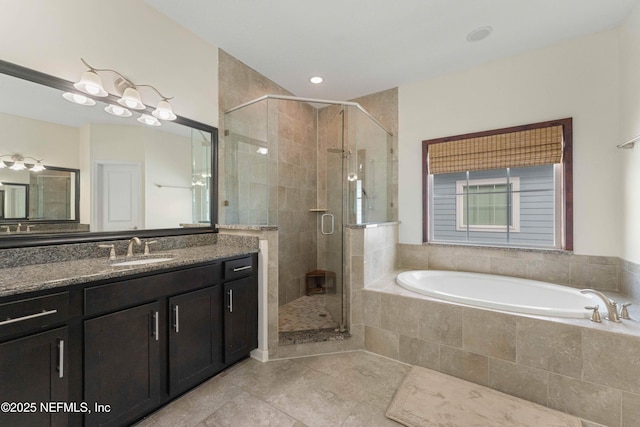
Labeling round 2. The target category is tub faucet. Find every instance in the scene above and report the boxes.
[126,237,141,257]
[580,289,621,322]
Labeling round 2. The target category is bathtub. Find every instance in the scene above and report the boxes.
[396,270,596,318]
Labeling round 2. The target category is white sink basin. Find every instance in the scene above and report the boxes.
[111,257,175,267]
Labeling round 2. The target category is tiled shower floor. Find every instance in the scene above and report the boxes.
[278,294,339,332]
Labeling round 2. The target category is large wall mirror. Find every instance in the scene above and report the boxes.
[0,60,217,248]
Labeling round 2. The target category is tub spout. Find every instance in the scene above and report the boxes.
[580,289,621,322]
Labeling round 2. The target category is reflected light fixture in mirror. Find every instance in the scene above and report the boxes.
[62,92,96,106]
[104,104,132,117]
[0,154,46,172]
[63,58,177,126]
[137,114,161,126]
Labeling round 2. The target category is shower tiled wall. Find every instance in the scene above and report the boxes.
[276,99,318,305]
[219,50,318,306]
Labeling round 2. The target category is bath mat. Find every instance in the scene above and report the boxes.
[386,366,581,427]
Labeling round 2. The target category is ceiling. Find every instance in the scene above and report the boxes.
[145,0,640,102]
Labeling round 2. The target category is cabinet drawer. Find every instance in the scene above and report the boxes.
[0,292,69,340]
[223,257,254,281]
[85,263,220,317]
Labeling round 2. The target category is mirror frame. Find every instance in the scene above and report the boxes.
[0,59,218,248]
[0,166,80,224]
[0,182,29,220]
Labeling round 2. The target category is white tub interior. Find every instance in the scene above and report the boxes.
[396,270,595,318]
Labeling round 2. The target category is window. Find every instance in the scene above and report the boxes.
[422,118,572,250]
[455,177,520,232]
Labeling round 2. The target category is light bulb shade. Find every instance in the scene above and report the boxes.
[9,160,26,171]
[137,114,161,127]
[30,161,46,172]
[105,104,132,117]
[117,87,145,110]
[73,70,108,97]
[62,92,96,106]
[152,100,177,121]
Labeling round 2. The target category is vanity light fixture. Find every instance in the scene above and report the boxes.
[152,99,177,121]
[73,69,108,97]
[0,154,46,172]
[64,58,177,126]
[117,87,145,110]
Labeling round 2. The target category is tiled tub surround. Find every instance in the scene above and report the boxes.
[364,271,640,427]
[397,243,622,292]
[0,233,259,297]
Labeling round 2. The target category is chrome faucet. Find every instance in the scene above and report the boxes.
[126,237,142,257]
[580,289,621,322]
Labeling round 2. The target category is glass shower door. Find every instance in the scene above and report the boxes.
[318,103,346,331]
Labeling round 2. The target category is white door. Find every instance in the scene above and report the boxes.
[95,162,142,232]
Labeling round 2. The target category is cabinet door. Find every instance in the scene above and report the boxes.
[0,327,68,427]
[224,276,258,364]
[169,286,223,396]
[84,302,161,427]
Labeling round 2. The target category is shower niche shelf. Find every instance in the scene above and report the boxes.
[309,208,328,212]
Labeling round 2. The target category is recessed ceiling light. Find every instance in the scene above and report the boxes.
[309,76,324,84]
[467,26,493,42]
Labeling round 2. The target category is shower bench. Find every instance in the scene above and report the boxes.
[305,270,336,295]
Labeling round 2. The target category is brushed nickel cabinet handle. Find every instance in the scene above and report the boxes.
[57,339,64,379]
[153,311,159,341]
[233,265,252,272]
[173,305,180,333]
[228,290,233,313]
[0,309,58,326]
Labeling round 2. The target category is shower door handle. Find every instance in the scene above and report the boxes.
[321,213,334,235]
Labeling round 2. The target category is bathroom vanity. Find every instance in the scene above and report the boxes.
[0,246,258,427]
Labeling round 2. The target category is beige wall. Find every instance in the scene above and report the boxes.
[620,5,640,264]
[398,29,622,257]
[0,112,80,170]
[0,0,218,127]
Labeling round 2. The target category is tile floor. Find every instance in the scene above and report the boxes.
[278,294,338,332]
[134,351,410,427]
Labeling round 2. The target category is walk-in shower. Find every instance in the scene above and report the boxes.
[222,95,392,343]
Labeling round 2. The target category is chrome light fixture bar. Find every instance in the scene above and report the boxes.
[0,154,46,172]
[63,58,177,126]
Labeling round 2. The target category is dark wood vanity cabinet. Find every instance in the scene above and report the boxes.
[169,285,224,396]
[0,254,257,427]
[81,254,257,426]
[0,327,69,427]
[84,302,161,427]
[0,292,70,427]
[223,256,258,365]
[224,276,258,364]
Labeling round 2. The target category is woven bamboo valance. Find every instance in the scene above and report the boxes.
[428,125,563,175]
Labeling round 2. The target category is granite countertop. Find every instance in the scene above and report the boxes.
[0,244,258,298]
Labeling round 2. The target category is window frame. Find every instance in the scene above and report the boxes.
[422,118,573,250]
[455,176,521,233]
